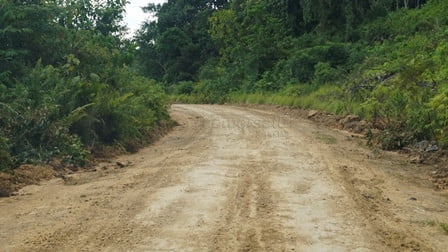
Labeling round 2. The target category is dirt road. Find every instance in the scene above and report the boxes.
[1,105,447,251]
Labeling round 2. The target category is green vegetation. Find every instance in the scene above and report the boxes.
[0,0,169,171]
[315,133,337,145]
[421,220,437,226]
[420,220,448,235]
[3,0,448,171]
[440,222,448,235]
[137,0,448,150]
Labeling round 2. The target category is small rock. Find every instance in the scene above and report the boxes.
[415,140,439,152]
[410,156,423,164]
[341,115,360,124]
[425,144,439,152]
[362,193,374,200]
[415,140,430,151]
[408,197,417,201]
[116,161,132,168]
[307,110,319,118]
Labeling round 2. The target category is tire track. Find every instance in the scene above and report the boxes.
[6,104,444,251]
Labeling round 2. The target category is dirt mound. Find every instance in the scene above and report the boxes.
[0,120,176,197]
[0,165,56,197]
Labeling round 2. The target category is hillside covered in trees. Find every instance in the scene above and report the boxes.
[0,0,169,171]
[136,0,448,150]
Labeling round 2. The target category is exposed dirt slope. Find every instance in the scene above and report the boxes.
[0,105,447,251]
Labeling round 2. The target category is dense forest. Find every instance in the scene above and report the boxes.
[0,0,169,170]
[137,0,448,150]
[1,0,448,171]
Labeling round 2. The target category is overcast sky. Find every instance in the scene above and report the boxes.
[123,0,167,36]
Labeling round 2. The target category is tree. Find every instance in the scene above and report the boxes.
[136,0,227,83]
[0,0,169,171]
[57,0,127,37]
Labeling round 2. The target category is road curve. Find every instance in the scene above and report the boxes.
[1,104,446,251]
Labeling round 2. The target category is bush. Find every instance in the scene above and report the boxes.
[313,62,341,85]
[0,62,168,170]
[0,136,12,171]
[172,81,195,95]
[192,79,233,104]
[428,89,448,147]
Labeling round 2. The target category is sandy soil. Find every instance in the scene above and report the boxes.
[0,104,447,251]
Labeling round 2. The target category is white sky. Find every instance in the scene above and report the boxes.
[123,0,167,37]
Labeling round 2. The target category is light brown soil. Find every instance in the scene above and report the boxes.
[0,104,447,251]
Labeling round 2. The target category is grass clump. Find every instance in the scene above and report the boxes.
[316,134,337,144]
[440,222,448,235]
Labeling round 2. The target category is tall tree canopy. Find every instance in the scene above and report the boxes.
[135,0,228,83]
[135,0,428,87]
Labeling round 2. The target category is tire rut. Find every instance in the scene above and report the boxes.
[2,104,446,251]
[211,159,286,252]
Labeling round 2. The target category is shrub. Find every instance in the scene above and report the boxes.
[313,62,341,85]
[427,89,448,147]
[172,81,195,95]
[0,136,12,171]
[0,63,168,170]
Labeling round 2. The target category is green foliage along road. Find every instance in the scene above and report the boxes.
[2,0,448,171]
[0,0,169,170]
[136,0,448,150]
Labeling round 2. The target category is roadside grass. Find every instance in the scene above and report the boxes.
[421,220,437,227]
[440,222,448,235]
[315,133,337,144]
[227,85,361,116]
[171,84,362,118]
[420,220,448,235]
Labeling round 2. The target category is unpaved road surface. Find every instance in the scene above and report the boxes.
[1,105,448,251]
